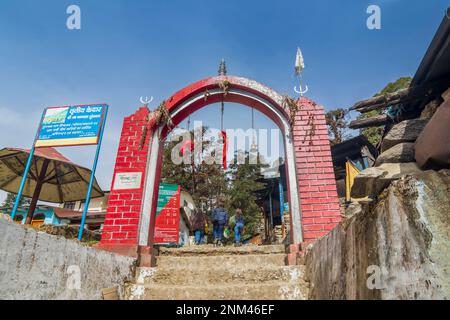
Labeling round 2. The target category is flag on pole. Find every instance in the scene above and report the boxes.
[295,47,305,76]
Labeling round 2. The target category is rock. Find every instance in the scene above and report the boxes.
[420,99,442,120]
[415,99,450,169]
[306,169,450,300]
[37,224,101,242]
[375,142,415,166]
[351,166,386,198]
[381,119,428,151]
[345,202,362,218]
[351,162,422,198]
[442,87,450,101]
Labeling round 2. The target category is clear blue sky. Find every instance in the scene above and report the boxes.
[0,0,448,199]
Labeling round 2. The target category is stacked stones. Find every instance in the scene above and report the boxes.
[352,87,450,199]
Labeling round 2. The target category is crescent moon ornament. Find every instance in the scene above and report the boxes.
[140,96,154,106]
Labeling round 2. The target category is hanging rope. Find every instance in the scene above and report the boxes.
[220,101,224,132]
[218,59,228,170]
[251,107,254,130]
[251,107,256,145]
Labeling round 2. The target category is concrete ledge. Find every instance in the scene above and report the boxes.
[95,243,139,258]
[159,244,286,256]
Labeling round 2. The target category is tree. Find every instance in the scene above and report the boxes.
[358,77,412,146]
[326,108,350,145]
[160,127,228,215]
[226,151,268,237]
[2,192,30,209]
[161,128,272,239]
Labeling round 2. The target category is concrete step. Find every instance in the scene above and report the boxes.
[126,282,309,300]
[135,265,306,285]
[158,244,286,256]
[156,253,287,269]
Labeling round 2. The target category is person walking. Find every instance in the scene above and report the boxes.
[233,208,245,246]
[191,210,207,245]
[212,199,228,246]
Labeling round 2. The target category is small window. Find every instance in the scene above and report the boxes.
[64,202,76,210]
[80,200,86,211]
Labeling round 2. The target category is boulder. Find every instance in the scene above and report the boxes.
[442,87,450,101]
[351,162,422,198]
[351,166,386,198]
[420,99,442,120]
[415,98,450,169]
[381,119,428,152]
[375,142,415,166]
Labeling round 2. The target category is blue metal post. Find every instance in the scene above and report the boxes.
[279,178,284,222]
[11,111,46,220]
[77,105,108,241]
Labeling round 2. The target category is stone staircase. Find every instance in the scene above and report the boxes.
[125,244,309,300]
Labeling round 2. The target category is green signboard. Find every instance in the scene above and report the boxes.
[154,183,180,244]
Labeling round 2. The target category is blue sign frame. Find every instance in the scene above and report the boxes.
[11,104,109,241]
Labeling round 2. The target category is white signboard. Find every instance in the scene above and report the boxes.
[113,172,142,190]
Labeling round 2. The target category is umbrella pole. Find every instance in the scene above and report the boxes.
[25,159,50,225]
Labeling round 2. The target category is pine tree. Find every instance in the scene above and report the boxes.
[161,128,271,239]
[160,127,228,216]
[226,151,268,237]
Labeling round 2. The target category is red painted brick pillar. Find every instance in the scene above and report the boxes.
[97,106,152,257]
[292,97,341,246]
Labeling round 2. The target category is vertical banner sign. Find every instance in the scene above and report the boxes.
[154,183,180,244]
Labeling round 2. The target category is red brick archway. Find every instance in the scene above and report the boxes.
[97,76,341,265]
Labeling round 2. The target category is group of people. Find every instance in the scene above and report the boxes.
[190,199,245,246]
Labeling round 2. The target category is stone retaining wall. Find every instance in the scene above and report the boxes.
[0,217,136,300]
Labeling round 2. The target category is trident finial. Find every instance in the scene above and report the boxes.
[294,47,309,96]
[139,96,154,106]
[218,58,227,76]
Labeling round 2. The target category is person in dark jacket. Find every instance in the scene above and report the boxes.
[191,210,207,245]
[233,208,245,246]
[212,199,228,246]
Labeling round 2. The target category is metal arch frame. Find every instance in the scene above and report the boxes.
[138,88,303,246]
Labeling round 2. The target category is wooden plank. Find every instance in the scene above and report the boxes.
[349,114,390,129]
[351,87,411,111]
[102,287,119,300]
[351,80,446,112]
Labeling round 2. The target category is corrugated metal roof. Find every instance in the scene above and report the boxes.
[405,13,450,111]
